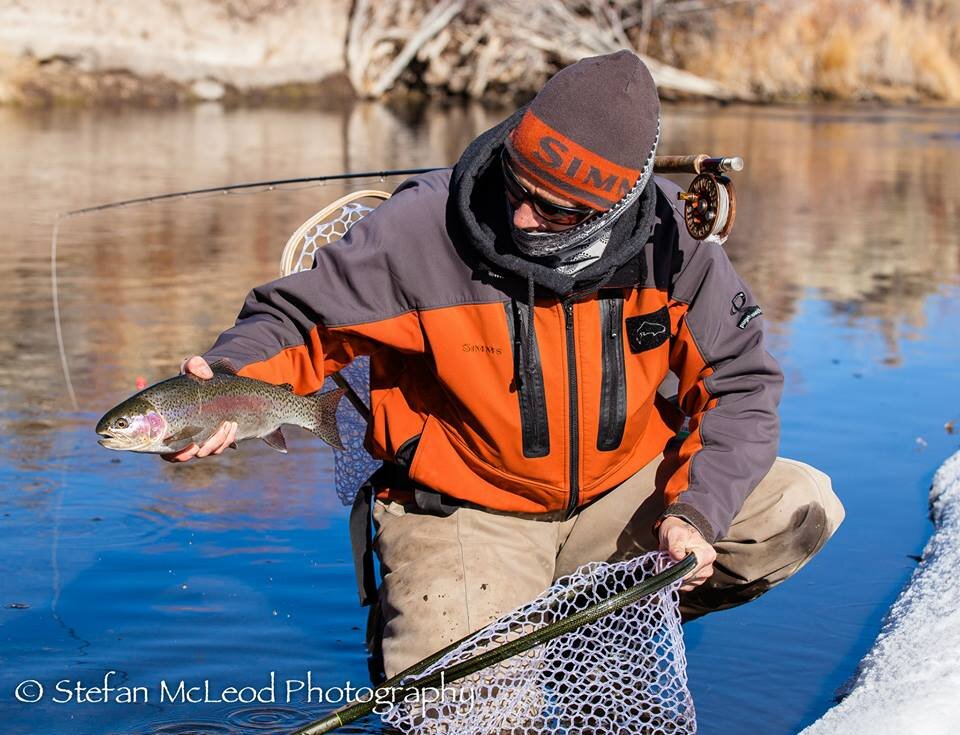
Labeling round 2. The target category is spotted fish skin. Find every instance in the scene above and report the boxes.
[96,373,344,454]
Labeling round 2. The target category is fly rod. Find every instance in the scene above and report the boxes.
[59,168,438,217]
[57,155,742,217]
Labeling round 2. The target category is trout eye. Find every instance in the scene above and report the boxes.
[116,418,129,429]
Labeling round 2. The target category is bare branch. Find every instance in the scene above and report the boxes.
[345,0,372,92]
[367,0,465,97]
[346,0,750,102]
[661,0,757,16]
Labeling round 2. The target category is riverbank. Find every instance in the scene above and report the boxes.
[2,0,958,107]
[801,449,960,735]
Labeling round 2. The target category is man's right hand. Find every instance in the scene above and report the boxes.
[160,356,238,463]
[658,516,717,592]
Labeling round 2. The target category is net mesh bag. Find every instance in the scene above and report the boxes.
[291,201,377,273]
[382,552,696,734]
[325,367,379,505]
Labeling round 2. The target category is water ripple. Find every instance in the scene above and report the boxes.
[143,720,235,735]
[225,704,309,730]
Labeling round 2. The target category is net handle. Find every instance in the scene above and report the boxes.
[293,552,697,735]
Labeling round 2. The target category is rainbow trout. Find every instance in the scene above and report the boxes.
[96,371,344,454]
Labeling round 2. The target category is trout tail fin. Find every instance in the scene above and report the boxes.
[306,388,346,450]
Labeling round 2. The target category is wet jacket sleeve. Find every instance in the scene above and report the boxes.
[201,183,429,394]
[663,239,783,542]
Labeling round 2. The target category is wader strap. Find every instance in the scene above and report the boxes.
[414,487,461,516]
[350,481,378,607]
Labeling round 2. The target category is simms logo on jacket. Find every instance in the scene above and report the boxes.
[730,290,762,328]
[462,344,503,355]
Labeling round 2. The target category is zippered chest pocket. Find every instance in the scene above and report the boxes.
[503,301,549,458]
[597,294,627,451]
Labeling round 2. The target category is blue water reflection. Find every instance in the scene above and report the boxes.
[1,102,958,734]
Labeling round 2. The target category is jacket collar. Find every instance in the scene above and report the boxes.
[448,110,658,298]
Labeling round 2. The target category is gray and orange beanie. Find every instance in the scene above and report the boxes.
[505,50,660,211]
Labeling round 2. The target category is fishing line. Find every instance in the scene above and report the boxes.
[293,552,696,735]
[50,216,78,410]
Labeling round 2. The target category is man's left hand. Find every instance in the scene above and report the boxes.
[658,516,717,591]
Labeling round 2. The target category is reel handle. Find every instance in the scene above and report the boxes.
[654,155,743,175]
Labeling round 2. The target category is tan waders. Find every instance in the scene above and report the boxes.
[368,456,844,678]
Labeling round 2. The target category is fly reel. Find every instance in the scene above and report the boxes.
[653,155,742,241]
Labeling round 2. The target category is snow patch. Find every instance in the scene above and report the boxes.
[801,450,960,735]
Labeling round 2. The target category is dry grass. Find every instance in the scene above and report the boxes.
[671,0,960,102]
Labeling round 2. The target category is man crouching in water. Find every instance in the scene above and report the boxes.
[166,50,844,682]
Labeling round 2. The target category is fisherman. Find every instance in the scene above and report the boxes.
[166,50,844,681]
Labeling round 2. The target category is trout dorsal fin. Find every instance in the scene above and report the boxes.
[278,383,294,392]
[207,359,237,375]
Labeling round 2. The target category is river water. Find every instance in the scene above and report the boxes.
[1,101,958,735]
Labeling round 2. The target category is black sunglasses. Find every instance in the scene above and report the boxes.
[500,150,595,226]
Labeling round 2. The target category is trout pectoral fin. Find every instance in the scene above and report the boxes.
[261,428,288,453]
[165,425,203,445]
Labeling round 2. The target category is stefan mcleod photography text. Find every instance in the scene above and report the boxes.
[13,670,477,715]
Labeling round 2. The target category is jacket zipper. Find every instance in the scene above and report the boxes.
[503,302,549,458]
[597,294,627,451]
[564,301,579,518]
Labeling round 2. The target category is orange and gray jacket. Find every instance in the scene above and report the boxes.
[204,113,782,543]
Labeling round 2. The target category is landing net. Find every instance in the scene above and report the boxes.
[326,365,379,505]
[281,194,388,505]
[298,553,696,735]
[283,201,378,275]
[382,552,696,734]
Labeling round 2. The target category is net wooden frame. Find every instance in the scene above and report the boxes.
[280,189,391,277]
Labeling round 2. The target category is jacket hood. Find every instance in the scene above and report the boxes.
[448,109,658,297]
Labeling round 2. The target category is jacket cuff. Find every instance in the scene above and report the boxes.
[659,503,717,544]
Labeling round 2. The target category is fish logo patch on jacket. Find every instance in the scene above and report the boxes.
[626,307,671,353]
